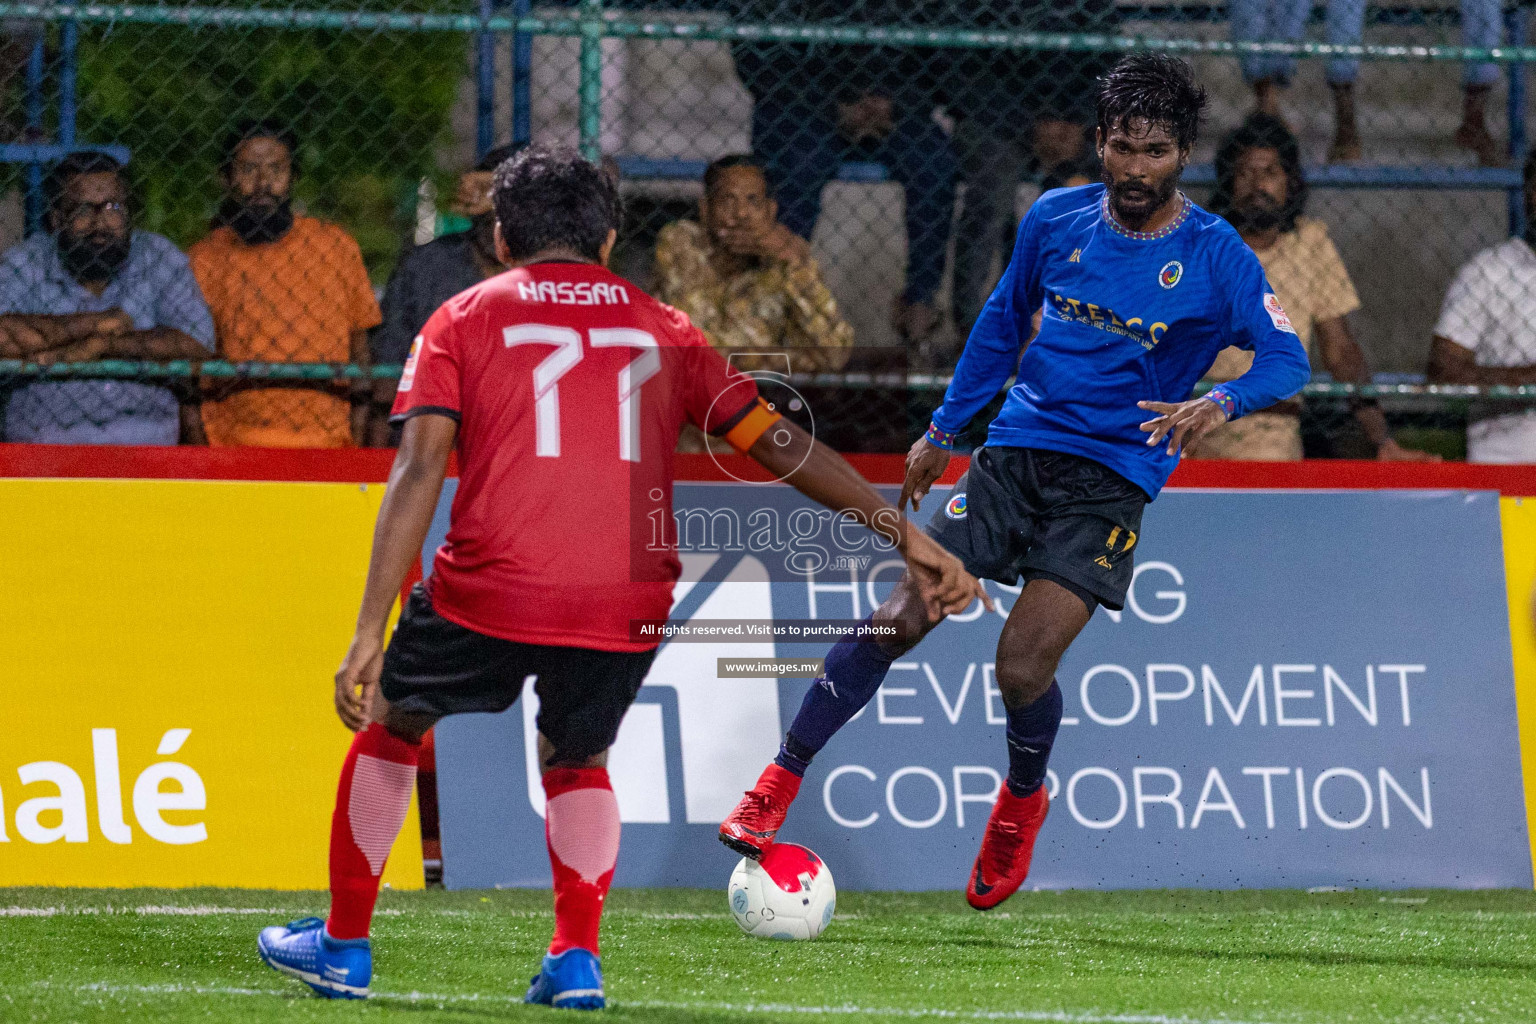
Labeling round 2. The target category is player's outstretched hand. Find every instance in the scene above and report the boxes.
[903,528,994,621]
[1137,398,1228,456]
[334,634,384,732]
[899,435,951,512]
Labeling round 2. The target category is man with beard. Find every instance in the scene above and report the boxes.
[1429,148,1536,461]
[720,55,1311,908]
[1197,114,1435,461]
[370,145,520,445]
[0,151,214,443]
[189,120,381,448]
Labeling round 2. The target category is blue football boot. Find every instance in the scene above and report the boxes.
[257,917,371,999]
[524,948,606,1010]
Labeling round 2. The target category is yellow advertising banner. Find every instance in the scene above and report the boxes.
[0,479,421,889]
[1500,496,1536,884]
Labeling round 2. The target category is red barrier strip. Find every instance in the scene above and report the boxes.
[3,443,1536,493]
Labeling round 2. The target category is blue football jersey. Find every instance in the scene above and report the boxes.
[930,183,1311,498]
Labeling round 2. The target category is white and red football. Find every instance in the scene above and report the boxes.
[727,843,837,940]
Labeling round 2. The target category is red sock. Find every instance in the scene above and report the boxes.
[326,722,421,940]
[543,767,620,956]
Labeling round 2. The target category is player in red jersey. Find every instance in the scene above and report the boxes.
[256,146,988,1008]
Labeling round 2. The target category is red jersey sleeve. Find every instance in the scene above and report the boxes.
[390,302,463,424]
[675,323,766,439]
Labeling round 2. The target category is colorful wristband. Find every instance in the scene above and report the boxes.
[1204,388,1237,420]
[925,422,957,450]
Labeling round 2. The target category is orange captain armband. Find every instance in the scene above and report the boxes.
[721,397,783,453]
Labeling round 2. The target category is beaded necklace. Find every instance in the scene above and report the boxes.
[1101,190,1191,242]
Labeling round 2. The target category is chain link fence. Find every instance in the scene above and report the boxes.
[0,1,1535,458]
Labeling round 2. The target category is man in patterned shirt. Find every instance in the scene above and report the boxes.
[1194,114,1434,461]
[653,154,852,375]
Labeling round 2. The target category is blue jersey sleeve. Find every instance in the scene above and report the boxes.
[927,203,1046,445]
[1204,239,1311,420]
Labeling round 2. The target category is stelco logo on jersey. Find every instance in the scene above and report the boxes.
[1048,292,1168,351]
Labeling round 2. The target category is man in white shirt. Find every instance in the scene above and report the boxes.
[1429,151,1536,462]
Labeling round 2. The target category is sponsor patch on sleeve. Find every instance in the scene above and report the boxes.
[398,335,423,392]
[1264,293,1297,335]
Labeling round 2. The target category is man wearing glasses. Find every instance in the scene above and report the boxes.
[0,151,214,443]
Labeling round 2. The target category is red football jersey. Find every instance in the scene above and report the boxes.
[391,261,764,652]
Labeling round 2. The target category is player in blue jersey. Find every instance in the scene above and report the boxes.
[721,53,1311,907]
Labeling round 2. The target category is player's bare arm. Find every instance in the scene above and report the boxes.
[1137,397,1228,456]
[745,416,991,621]
[334,412,456,731]
[1428,333,1536,387]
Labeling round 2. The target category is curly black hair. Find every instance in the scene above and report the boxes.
[1208,112,1308,234]
[1096,53,1207,152]
[476,142,525,174]
[492,145,622,263]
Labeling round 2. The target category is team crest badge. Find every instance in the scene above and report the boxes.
[1158,260,1183,289]
[945,493,968,520]
[1264,292,1297,334]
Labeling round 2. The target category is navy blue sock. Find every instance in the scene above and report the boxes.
[1004,680,1063,797]
[773,617,899,777]
[774,733,816,777]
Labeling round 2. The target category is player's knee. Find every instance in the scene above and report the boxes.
[994,648,1057,711]
[537,732,610,773]
[378,707,434,745]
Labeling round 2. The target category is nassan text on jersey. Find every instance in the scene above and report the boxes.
[516,279,631,306]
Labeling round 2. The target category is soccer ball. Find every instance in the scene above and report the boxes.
[727,843,836,940]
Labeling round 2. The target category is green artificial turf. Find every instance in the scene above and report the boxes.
[2,886,1534,1023]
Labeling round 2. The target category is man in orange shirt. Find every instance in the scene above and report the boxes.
[189,121,381,447]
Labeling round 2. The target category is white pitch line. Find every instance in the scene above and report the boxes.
[1,905,408,918]
[0,904,741,921]
[626,1001,1296,1024]
[42,981,1300,1024]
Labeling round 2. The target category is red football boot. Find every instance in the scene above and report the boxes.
[719,763,802,859]
[965,785,1049,910]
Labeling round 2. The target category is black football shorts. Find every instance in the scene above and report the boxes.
[923,446,1149,612]
[380,584,657,763]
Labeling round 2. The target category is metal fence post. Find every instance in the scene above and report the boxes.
[61,18,76,149]
[1508,4,1529,239]
[23,34,44,236]
[578,0,603,162]
[475,0,495,159]
[512,0,531,147]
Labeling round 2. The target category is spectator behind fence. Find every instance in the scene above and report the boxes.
[730,0,956,352]
[1195,115,1435,461]
[373,144,521,366]
[1231,0,1504,165]
[189,120,380,447]
[0,152,214,444]
[946,0,1115,345]
[1427,149,1536,462]
[370,143,521,444]
[654,155,852,375]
